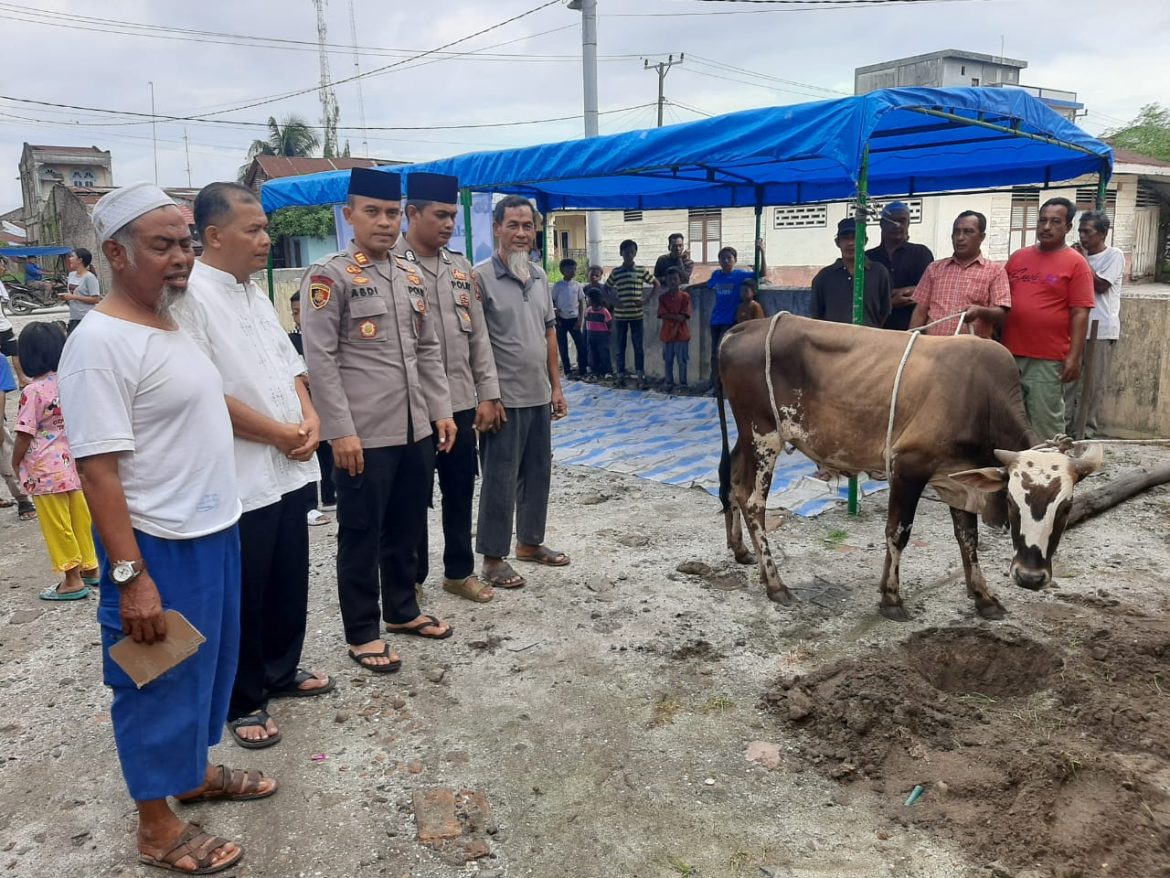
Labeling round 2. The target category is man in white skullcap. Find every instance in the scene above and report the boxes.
[58,183,275,874]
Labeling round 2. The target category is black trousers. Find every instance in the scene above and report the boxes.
[416,407,477,585]
[335,439,435,644]
[315,440,335,506]
[555,316,586,375]
[229,483,314,721]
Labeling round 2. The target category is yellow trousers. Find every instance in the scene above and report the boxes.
[31,491,98,573]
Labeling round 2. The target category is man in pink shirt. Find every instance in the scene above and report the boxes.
[909,210,1010,338]
[1002,197,1095,440]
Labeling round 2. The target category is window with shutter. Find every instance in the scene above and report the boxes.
[1010,188,1040,253]
[687,209,722,262]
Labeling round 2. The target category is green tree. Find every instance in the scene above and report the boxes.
[1103,103,1170,162]
[268,205,336,240]
[238,114,321,179]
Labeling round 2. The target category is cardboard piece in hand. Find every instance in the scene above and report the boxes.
[107,609,206,688]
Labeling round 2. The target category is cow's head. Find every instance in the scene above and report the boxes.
[951,445,1103,590]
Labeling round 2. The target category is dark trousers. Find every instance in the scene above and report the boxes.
[229,483,314,721]
[315,440,335,506]
[416,408,477,584]
[555,316,587,375]
[475,404,551,558]
[588,332,612,375]
[710,323,733,391]
[66,319,81,335]
[335,439,435,644]
[615,318,645,375]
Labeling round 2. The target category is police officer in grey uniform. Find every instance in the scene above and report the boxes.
[395,172,505,604]
[300,167,456,673]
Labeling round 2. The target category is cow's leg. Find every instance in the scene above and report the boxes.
[877,477,926,621]
[724,440,755,565]
[743,429,791,605]
[949,507,1006,620]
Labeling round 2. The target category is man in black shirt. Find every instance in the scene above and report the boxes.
[865,201,933,331]
[810,218,891,328]
[652,233,694,284]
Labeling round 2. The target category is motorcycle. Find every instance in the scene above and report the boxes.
[0,246,71,314]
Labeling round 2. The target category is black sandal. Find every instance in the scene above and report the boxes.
[228,710,281,750]
[348,642,401,673]
[16,499,35,521]
[384,614,453,640]
[269,668,335,699]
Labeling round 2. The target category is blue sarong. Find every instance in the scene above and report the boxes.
[96,526,241,801]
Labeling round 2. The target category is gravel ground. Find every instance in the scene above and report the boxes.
[1,361,1168,876]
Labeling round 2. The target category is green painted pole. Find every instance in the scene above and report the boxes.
[848,147,870,517]
[460,188,474,261]
[753,201,763,284]
[1095,165,1108,210]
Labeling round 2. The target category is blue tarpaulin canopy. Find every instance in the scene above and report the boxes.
[0,246,71,257]
[260,87,1112,213]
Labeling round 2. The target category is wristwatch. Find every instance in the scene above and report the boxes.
[110,559,146,587]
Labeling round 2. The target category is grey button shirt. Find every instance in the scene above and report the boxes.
[300,241,453,448]
[392,237,500,413]
[472,254,555,410]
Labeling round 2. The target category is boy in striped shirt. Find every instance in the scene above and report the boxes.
[605,239,661,383]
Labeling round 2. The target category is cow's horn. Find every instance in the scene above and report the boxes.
[1070,443,1104,477]
[993,449,1020,466]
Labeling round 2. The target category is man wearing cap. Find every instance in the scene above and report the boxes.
[59,183,273,875]
[300,167,457,673]
[866,201,934,331]
[394,173,504,604]
[810,218,892,328]
[174,181,334,750]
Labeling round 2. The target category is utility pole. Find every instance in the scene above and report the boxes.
[183,128,192,187]
[644,53,684,127]
[148,81,158,184]
[569,0,601,267]
[348,0,369,155]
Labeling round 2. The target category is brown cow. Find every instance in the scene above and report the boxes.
[716,314,1102,620]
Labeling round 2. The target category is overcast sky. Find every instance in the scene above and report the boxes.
[1,0,1167,213]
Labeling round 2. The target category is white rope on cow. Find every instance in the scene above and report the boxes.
[763,310,788,439]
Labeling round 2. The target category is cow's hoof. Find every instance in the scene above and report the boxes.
[977,602,1007,620]
[767,588,794,606]
[878,603,911,622]
[734,551,756,565]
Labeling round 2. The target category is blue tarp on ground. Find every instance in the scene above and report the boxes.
[553,382,887,517]
[261,87,1112,212]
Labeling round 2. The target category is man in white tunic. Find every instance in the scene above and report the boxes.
[175,181,333,750]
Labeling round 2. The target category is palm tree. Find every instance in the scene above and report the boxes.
[238,115,321,179]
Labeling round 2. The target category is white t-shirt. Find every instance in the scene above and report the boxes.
[0,280,11,333]
[174,260,318,513]
[58,310,241,539]
[1085,246,1124,340]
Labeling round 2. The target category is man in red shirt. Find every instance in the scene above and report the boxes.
[1002,197,1095,440]
[909,210,1010,338]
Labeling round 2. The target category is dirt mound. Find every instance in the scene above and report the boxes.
[764,617,1170,877]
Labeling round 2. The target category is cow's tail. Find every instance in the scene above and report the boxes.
[717,358,732,515]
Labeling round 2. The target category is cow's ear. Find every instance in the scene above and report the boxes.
[1069,443,1104,481]
[949,467,1008,493]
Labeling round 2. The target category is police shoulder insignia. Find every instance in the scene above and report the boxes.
[353,251,370,267]
[345,264,361,275]
[309,274,333,310]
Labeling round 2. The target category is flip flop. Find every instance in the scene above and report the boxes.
[385,614,453,639]
[515,546,571,567]
[482,562,526,589]
[269,668,335,699]
[39,583,90,601]
[228,710,281,750]
[17,500,36,521]
[442,575,494,603]
[348,642,401,673]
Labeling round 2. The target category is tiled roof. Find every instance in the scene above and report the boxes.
[251,156,385,179]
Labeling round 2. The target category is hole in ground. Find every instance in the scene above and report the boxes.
[902,627,1063,698]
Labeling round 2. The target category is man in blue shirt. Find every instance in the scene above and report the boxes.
[705,243,763,392]
[23,256,53,296]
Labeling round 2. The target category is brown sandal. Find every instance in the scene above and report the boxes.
[442,575,494,603]
[138,823,243,874]
[515,545,570,567]
[175,764,277,804]
[481,561,526,589]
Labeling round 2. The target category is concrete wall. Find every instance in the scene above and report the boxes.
[1100,288,1170,437]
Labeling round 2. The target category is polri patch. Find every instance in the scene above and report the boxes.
[359,320,377,338]
[309,274,333,310]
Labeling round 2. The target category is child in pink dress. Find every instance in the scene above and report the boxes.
[11,322,97,600]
